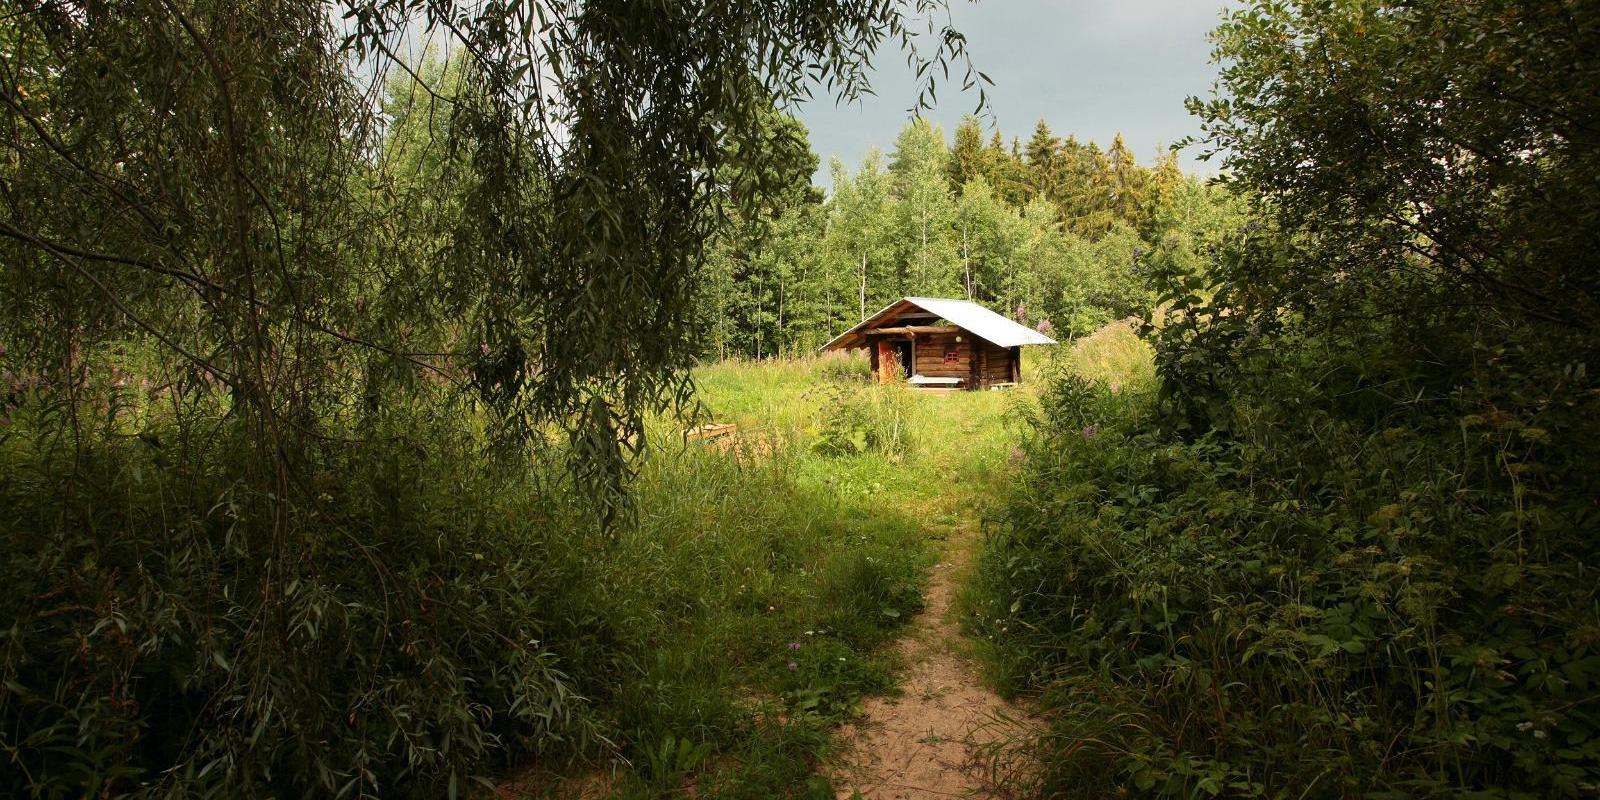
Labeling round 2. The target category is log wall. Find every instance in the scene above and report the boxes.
[910,332,973,380]
[978,340,1015,386]
[866,330,1022,388]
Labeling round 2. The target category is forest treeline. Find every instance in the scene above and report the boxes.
[699,115,1244,357]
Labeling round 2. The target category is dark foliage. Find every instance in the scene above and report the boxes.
[971,1,1600,796]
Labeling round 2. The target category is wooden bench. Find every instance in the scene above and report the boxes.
[908,375,963,388]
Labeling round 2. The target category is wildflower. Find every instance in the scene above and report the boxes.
[1081,425,1099,440]
[1008,447,1026,465]
[1109,382,1121,395]
[786,661,798,671]
[786,642,801,651]
[1035,319,1054,334]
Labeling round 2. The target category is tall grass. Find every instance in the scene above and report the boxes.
[2,349,1024,798]
[0,400,609,799]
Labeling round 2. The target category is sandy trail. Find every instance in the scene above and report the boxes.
[828,529,1037,800]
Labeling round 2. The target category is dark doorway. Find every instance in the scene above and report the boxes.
[893,340,913,378]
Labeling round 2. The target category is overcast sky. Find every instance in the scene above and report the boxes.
[797,0,1235,188]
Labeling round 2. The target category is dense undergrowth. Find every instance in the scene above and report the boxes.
[971,324,1600,797]
[0,351,1020,798]
[967,3,1600,796]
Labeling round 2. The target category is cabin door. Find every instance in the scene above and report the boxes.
[873,338,914,382]
[893,340,913,379]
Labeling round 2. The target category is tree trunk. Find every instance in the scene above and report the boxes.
[859,251,868,320]
[919,210,929,289]
[962,226,973,299]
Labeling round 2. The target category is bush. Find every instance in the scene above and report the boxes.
[0,402,612,798]
[0,365,935,798]
[968,328,1600,797]
[811,382,916,458]
[816,351,873,384]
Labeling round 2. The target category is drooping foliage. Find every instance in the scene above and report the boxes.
[0,0,985,795]
[971,1,1600,797]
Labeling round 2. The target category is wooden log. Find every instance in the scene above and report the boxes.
[864,325,962,336]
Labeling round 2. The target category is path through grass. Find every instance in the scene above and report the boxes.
[827,520,1039,799]
[504,332,1150,798]
[697,355,1046,799]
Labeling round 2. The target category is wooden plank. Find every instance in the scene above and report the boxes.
[686,423,737,442]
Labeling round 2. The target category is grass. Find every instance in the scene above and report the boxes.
[1055,318,1154,387]
[0,344,1049,799]
[508,349,1037,797]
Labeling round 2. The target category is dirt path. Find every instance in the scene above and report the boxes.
[828,528,1037,799]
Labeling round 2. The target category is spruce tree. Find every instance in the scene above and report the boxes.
[948,115,987,195]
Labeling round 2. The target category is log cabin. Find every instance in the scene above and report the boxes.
[819,297,1057,390]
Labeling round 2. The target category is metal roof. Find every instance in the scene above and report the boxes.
[819,297,1058,351]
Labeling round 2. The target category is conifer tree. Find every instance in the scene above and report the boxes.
[1023,120,1061,201]
[1105,133,1148,224]
[948,115,988,195]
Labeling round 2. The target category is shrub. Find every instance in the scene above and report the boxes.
[968,329,1600,798]
[811,382,916,458]
[817,351,873,384]
[0,403,612,798]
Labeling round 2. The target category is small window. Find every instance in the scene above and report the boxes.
[944,346,960,364]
